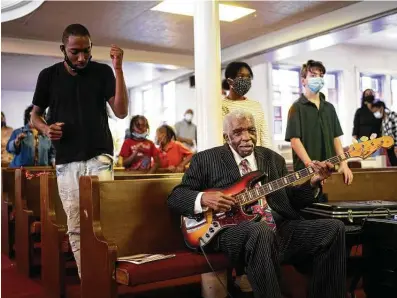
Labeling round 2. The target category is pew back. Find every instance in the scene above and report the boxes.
[45,173,183,226]
[2,168,17,203]
[81,177,183,258]
[324,171,397,201]
[114,172,183,180]
[44,175,67,225]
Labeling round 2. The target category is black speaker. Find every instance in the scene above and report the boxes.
[189,75,195,88]
[362,218,397,298]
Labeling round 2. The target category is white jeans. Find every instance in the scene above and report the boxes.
[56,154,114,277]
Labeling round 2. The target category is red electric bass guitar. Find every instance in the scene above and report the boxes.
[181,136,394,250]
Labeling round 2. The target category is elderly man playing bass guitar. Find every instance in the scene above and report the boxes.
[168,110,346,298]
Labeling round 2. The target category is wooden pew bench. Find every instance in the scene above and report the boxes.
[40,172,183,298]
[323,171,397,202]
[2,167,17,257]
[41,170,396,298]
[1,166,51,258]
[79,177,231,298]
[14,168,56,276]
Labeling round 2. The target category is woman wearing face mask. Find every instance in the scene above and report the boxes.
[119,115,160,173]
[222,61,271,148]
[352,89,382,141]
[155,125,193,173]
[1,112,14,165]
[6,105,55,168]
[371,100,397,166]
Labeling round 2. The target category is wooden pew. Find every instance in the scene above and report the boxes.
[79,170,397,298]
[114,172,184,180]
[41,174,71,298]
[2,167,16,257]
[1,166,52,257]
[40,172,183,298]
[14,169,50,276]
[323,171,397,202]
[350,166,397,172]
[80,177,231,298]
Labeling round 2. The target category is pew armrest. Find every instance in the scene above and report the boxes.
[40,174,70,298]
[15,209,34,276]
[80,176,118,298]
[1,199,13,256]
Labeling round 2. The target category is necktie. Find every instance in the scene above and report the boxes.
[239,159,276,231]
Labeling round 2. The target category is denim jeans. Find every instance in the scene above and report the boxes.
[56,154,113,277]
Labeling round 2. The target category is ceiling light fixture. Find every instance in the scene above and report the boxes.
[151,1,256,22]
[1,0,45,23]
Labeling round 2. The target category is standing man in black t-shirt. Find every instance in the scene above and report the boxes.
[31,24,128,277]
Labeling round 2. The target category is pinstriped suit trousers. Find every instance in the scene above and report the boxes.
[217,219,346,298]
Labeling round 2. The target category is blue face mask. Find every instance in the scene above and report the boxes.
[131,131,148,140]
[307,77,324,94]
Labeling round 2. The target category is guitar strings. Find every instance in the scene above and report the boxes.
[236,151,351,207]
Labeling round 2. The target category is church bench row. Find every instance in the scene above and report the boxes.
[79,171,397,298]
[3,166,397,297]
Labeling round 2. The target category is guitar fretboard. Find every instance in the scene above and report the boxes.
[236,152,351,206]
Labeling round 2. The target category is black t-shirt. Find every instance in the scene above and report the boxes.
[32,61,115,165]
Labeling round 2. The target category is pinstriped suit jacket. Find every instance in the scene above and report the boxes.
[167,144,319,221]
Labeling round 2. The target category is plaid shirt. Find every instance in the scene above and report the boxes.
[382,110,397,147]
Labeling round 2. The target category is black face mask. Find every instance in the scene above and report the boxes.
[60,45,92,74]
[364,95,375,104]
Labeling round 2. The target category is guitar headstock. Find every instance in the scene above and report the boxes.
[348,136,394,159]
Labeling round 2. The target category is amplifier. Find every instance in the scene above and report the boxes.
[362,218,397,298]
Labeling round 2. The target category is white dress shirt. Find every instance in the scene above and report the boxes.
[194,145,258,214]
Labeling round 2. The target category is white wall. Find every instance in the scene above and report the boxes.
[1,90,35,129]
[131,79,197,125]
[175,80,196,123]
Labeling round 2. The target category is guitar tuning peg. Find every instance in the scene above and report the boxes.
[370,133,377,140]
[360,136,369,142]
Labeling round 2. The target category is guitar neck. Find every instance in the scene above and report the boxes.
[237,151,351,206]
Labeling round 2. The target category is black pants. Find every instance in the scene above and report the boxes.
[218,219,347,298]
[387,148,397,166]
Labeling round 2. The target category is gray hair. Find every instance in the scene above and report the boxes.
[223,109,256,133]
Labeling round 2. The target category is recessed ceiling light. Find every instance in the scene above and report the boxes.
[151,1,256,22]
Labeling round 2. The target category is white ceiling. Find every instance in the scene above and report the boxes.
[1,53,175,91]
[346,26,397,50]
[1,1,354,54]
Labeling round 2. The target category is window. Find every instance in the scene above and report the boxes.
[142,89,153,116]
[360,74,384,99]
[322,72,339,108]
[392,78,397,111]
[142,88,161,140]
[272,67,301,141]
[162,81,176,125]
[134,91,143,115]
